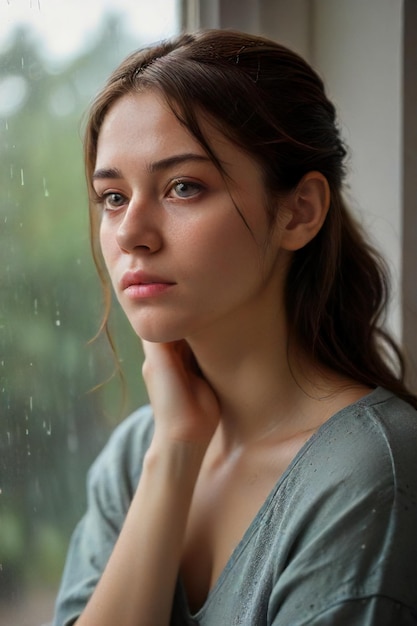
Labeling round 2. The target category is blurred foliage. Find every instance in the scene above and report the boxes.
[0,15,150,605]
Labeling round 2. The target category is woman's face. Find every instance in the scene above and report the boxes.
[94,90,290,344]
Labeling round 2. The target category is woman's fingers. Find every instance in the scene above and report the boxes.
[141,340,220,446]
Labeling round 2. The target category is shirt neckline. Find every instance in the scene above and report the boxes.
[183,386,392,619]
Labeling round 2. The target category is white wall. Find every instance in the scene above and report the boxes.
[311,0,403,338]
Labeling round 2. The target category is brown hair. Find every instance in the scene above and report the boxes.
[84,29,417,408]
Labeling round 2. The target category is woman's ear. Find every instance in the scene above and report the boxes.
[279,171,330,251]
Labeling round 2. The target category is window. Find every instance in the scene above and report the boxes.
[0,2,179,623]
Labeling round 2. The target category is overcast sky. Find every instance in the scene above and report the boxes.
[0,0,179,61]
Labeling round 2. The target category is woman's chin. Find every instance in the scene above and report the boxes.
[130,323,186,345]
[125,310,205,345]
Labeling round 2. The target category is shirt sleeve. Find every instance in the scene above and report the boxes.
[52,406,154,626]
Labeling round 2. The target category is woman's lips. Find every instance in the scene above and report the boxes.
[120,270,175,299]
[125,282,175,298]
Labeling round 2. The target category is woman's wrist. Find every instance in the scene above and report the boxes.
[144,436,208,487]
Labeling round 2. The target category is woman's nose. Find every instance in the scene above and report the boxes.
[116,197,162,253]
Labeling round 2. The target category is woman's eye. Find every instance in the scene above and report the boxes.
[101,192,126,210]
[170,180,202,199]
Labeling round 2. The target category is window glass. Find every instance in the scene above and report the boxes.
[0,2,179,623]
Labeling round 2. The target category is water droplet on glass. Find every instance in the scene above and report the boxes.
[43,177,49,197]
[55,319,61,327]
[20,168,24,186]
[34,299,38,315]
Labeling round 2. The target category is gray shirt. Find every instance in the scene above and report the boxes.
[53,387,417,625]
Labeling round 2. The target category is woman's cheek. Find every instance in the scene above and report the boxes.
[99,223,117,269]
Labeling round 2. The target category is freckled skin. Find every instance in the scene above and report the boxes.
[95,91,290,345]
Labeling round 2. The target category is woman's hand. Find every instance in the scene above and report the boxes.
[74,340,218,626]
[141,339,220,448]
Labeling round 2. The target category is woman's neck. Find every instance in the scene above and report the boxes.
[187,316,307,443]
[186,319,369,451]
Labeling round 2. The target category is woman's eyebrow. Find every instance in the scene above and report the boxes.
[147,153,211,173]
[92,153,211,182]
[92,167,123,181]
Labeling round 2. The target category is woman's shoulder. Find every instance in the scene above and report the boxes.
[346,386,416,460]
[355,385,417,428]
[87,404,155,502]
[305,386,417,474]
[279,387,417,520]
[106,403,155,451]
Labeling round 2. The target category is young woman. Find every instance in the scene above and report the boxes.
[53,30,417,626]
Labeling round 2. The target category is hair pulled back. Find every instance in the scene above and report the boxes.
[84,29,416,408]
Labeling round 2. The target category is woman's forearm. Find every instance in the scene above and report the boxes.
[75,440,205,626]
[74,340,219,625]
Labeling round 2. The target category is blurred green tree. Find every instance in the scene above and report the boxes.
[0,15,148,605]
